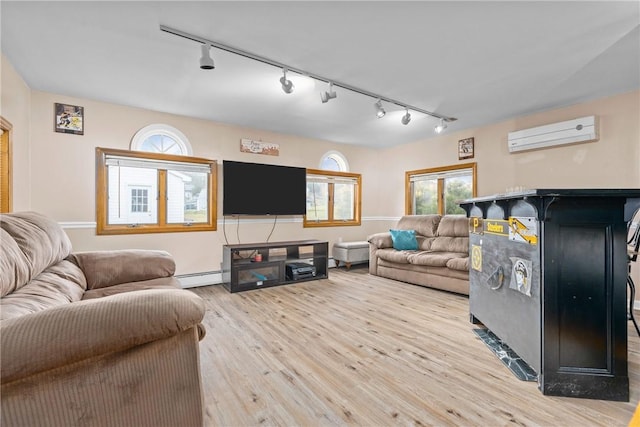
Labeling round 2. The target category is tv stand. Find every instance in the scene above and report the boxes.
[222,239,328,293]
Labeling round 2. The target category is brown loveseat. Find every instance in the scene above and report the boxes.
[368,215,470,295]
[1,211,206,427]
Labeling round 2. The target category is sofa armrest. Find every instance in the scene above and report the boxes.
[69,249,175,290]
[1,289,205,384]
[367,232,393,275]
[368,232,393,249]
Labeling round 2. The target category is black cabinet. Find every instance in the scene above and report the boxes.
[460,189,640,401]
[222,240,328,293]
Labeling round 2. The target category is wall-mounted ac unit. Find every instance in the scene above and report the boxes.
[508,116,598,153]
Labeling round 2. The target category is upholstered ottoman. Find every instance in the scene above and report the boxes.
[333,241,369,269]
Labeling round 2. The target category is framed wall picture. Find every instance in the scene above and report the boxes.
[54,103,84,135]
[240,138,279,156]
[458,137,474,160]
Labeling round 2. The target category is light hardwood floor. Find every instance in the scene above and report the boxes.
[191,267,639,426]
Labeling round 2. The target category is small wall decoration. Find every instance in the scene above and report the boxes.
[54,103,84,135]
[509,257,532,297]
[240,138,279,156]
[458,137,474,160]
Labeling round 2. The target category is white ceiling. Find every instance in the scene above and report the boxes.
[2,1,639,148]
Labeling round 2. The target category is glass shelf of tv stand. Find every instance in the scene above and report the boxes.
[236,264,281,288]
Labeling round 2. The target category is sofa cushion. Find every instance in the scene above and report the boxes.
[0,229,28,297]
[389,229,418,250]
[446,257,469,272]
[0,260,87,321]
[377,262,469,283]
[0,212,73,296]
[376,248,413,264]
[417,236,435,251]
[397,215,441,237]
[407,251,468,267]
[70,250,176,290]
[436,215,469,237]
[82,276,181,300]
[431,236,469,253]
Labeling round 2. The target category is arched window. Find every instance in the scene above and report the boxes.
[130,124,192,156]
[319,150,349,172]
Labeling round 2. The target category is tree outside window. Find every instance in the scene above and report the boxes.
[304,170,361,228]
[406,163,476,215]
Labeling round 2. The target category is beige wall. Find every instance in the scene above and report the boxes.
[3,52,639,284]
[27,90,386,274]
[377,90,640,217]
[1,53,31,211]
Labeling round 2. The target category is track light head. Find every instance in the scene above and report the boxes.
[401,108,411,125]
[320,82,337,103]
[374,99,386,118]
[280,68,294,94]
[434,118,448,133]
[199,44,215,70]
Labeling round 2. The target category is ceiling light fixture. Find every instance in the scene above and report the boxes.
[160,25,457,124]
[434,118,448,134]
[320,82,337,103]
[374,99,386,118]
[401,108,411,125]
[199,44,215,70]
[280,68,294,94]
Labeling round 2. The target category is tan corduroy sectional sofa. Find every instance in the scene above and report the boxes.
[0,211,206,427]
[368,215,470,295]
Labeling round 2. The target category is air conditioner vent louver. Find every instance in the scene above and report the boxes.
[508,116,598,153]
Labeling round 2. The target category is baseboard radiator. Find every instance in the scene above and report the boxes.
[176,271,223,288]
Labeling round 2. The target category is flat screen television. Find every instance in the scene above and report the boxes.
[223,160,307,216]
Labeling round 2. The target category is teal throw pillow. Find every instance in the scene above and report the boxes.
[389,229,418,250]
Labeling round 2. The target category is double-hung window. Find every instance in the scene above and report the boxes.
[406,163,476,215]
[96,147,217,234]
[304,169,361,227]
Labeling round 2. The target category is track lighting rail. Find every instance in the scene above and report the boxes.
[160,25,457,123]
